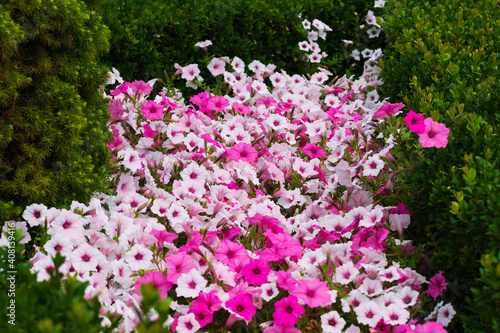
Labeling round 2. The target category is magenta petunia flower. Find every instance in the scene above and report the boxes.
[134,271,172,300]
[141,100,164,120]
[225,293,256,323]
[142,123,157,138]
[301,143,326,159]
[227,142,258,164]
[418,118,450,148]
[273,295,305,327]
[214,239,248,263]
[188,303,213,328]
[426,270,448,300]
[293,278,331,308]
[111,82,129,96]
[241,259,271,285]
[403,110,425,133]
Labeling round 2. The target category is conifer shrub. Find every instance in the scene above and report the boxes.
[0,0,114,222]
[378,0,500,331]
[97,0,384,86]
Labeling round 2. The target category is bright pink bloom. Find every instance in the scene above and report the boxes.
[274,271,297,292]
[273,295,305,326]
[241,259,271,285]
[207,95,230,112]
[111,82,129,96]
[192,290,223,312]
[129,80,153,96]
[227,143,258,164]
[413,321,447,333]
[108,99,125,121]
[301,143,327,159]
[426,271,447,300]
[142,123,157,138]
[225,293,256,322]
[214,239,248,263]
[149,229,178,248]
[374,102,405,119]
[188,303,213,328]
[403,110,425,133]
[135,271,172,300]
[164,251,196,283]
[141,100,164,120]
[293,278,331,308]
[233,102,251,114]
[418,118,450,148]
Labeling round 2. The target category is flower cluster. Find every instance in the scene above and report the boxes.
[298,18,332,63]
[403,111,450,148]
[1,39,454,332]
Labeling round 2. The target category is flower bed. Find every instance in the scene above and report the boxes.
[1,3,456,333]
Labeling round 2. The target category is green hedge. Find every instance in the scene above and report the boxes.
[97,0,386,86]
[379,0,500,331]
[0,0,114,222]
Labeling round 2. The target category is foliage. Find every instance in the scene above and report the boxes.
[378,0,500,331]
[0,0,114,222]
[96,0,385,92]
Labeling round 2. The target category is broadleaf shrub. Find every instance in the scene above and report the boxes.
[0,0,114,222]
[378,0,500,331]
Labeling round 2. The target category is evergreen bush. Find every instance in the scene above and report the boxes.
[378,0,500,331]
[0,0,114,222]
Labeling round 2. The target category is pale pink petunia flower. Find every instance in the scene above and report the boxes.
[383,303,410,326]
[176,313,201,333]
[207,57,226,76]
[22,203,48,227]
[176,269,208,298]
[321,310,346,333]
[182,64,201,81]
[354,300,384,327]
[124,244,153,272]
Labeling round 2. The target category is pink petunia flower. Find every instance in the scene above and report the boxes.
[301,143,327,159]
[418,118,450,148]
[164,251,197,284]
[227,142,258,164]
[129,80,153,96]
[141,100,164,120]
[241,259,271,285]
[426,271,447,300]
[373,102,405,119]
[273,295,305,327]
[293,278,331,308]
[225,293,256,323]
[188,303,213,328]
[134,271,172,300]
[207,95,230,112]
[403,110,426,133]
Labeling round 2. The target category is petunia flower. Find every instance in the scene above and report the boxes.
[321,310,346,333]
[273,295,305,327]
[227,142,258,164]
[426,271,448,300]
[418,118,450,148]
[293,278,331,308]
[135,271,172,300]
[403,110,425,133]
[225,293,256,323]
[141,100,164,120]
